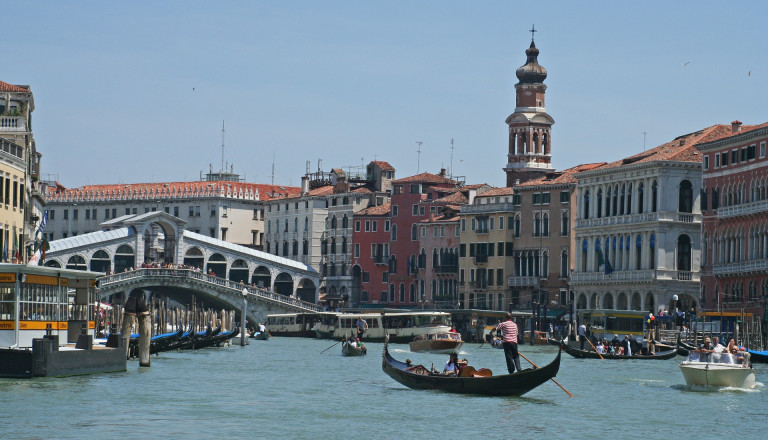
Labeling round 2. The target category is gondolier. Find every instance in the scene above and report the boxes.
[355,316,368,340]
[496,312,521,374]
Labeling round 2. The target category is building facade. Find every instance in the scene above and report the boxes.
[571,125,732,314]
[0,80,42,262]
[696,121,768,314]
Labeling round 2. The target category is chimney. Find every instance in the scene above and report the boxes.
[301,176,309,196]
[439,168,446,177]
[731,120,742,133]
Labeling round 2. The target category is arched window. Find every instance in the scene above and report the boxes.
[432,248,438,268]
[627,183,633,214]
[560,250,568,278]
[331,215,337,229]
[533,213,541,237]
[342,214,349,228]
[635,234,642,270]
[561,211,569,236]
[411,224,418,241]
[637,182,645,213]
[284,219,288,232]
[677,234,692,271]
[620,184,626,215]
[341,237,347,254]
[391,224,398,241]
[514,215,521,238]
[303,239,308,255]
[679,180,693,213]
[583,189,590,219]
[304,217,309,231]
[292,240,298,256]
[267,220,271,233]
[409,284,415,303]
[543,213,549,236]
[597,188,603,218]
[294,217,298,232]
[581,239,588,272]
[606,187,613,216]
[649,234,655,269]
[399,283,405,302]
[651,180,658,212]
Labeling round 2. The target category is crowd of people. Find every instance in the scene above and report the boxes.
[694,336,750,364]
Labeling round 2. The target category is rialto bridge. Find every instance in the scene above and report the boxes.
[43,212,321,320]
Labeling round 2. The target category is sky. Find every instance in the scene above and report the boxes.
[6,1,768,189]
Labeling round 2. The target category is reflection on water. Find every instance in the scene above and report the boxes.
[1,337,766,439]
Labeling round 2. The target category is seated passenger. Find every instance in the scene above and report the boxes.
[438,353,466,376]
[595,341,605,354]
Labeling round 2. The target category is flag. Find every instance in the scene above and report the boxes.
[27,250,41,266]
[35,210,48,239]
[598,248,613,275]
[40,237,50,263]
[13,234,19,262]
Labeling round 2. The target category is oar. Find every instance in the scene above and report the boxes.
[320,338,343,354]
[585,337,604,359]
[518,351,574,398]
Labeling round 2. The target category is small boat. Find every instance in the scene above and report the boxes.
[747,349,768,364]
[679,352,756,388]
[409,332,463,354]
[561,343,678,360]
[251,331,270,341]
[342,341,366,356]
[382,339,562,396]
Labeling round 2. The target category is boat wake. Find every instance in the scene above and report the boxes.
[671,383,763,393]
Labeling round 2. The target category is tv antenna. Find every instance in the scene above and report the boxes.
[416,141,423,173]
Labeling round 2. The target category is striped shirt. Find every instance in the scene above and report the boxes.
[496,320,519,343]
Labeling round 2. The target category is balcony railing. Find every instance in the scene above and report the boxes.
[0,116,27,132]
[461,202,516,214]
[717,200,768,219]
[713,259,768,277]
[435,264,458,274]
[507,276,539,287]
[469,281,488,290]
[374,254,390,265]
[569,269,700,283]
[575,211,701,229]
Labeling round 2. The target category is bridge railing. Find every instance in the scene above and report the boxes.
[99,268,322,312]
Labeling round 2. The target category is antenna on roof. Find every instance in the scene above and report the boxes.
[643,131,647,151]
[449,138,455,179]
[416,141,423,173]
[221,121,225,173]
[271,151,275,186]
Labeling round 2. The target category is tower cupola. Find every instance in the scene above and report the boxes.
[515,41,548,85]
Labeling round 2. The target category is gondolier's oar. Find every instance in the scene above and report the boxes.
[585,337,604,359]
[320,338,343,354]
[519,352,573,398]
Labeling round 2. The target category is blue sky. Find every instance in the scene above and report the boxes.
[6,1,768,188]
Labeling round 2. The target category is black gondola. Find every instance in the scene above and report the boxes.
[561,343,678,360]
[382,340,561,396]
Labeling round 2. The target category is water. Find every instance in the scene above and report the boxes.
[2,338,767,439]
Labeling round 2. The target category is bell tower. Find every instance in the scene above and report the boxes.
[504,26,555,187]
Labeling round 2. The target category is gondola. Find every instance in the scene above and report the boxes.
[342,341,367,356]
[561,343,678,360]
[747,349,768,364]
[251,331,270,340]
[382,339,561,396]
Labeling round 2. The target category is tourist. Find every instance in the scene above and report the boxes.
[496,312,521,374]
[596,340,605,354]
[621,335,632,356]
[439,352,463,376]
[355,316,368,340]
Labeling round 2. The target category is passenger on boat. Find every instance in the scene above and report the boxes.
[727,338,739,355]
[355,317,368,340]
[449,325,458,334]
[347,336,357,348]
[621,335,632,356]
[356,338,366,354]
[595,341,605,354]
[436,353,466,376]
[259,322,267,333]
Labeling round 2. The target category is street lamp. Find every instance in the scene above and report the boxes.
[240,288,248,347]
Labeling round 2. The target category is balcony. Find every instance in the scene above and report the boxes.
[469,281,488,291]
[717,200,768,220]
[507,276,539,287]
[474,254,488,264]
[475,227,489,234]
[435,265,458,274]
[461,202,516,214]
[374,254,390,265]
[713,259,768,277]
[575,211,701,229]
[569,269,700,284]
[0,116,27,132]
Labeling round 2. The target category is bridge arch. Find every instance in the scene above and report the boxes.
[115,244,135,272]
[229,259,249,283]
[297,278,317,303]
[66,255,88,270]
[274,272,293,296]
[183,247,204,269]
[207,253,227,277]
[90,249,111,273]
[134,216,182,264]
[252,266,271,288]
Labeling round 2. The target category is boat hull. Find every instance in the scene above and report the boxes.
[562,343,678,360]
[679,361,756,388]
[382,343,561,396]
[409,339,463,354]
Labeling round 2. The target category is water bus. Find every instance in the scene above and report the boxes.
[315,311,453,343]
[0,265,126,378]
[266,312,338,337]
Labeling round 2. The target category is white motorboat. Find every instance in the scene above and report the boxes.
[679,352,756,388]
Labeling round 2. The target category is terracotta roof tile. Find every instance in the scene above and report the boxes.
[45,180,301,202]
[518,162,607,187]
[356,202,391,216]
[370,161,395,171]
[393,172,459,185]
[308,185,334,196]
[0,80,30,92]
[476,187,515,197]
[431,192,467,204]
[695,121,768,145]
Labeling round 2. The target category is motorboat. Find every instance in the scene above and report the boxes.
[409,332,463,354]
[679,352,756,388]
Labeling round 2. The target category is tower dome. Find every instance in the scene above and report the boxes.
[515,41,547,85]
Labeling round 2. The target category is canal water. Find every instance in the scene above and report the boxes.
[2,337,767,439]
